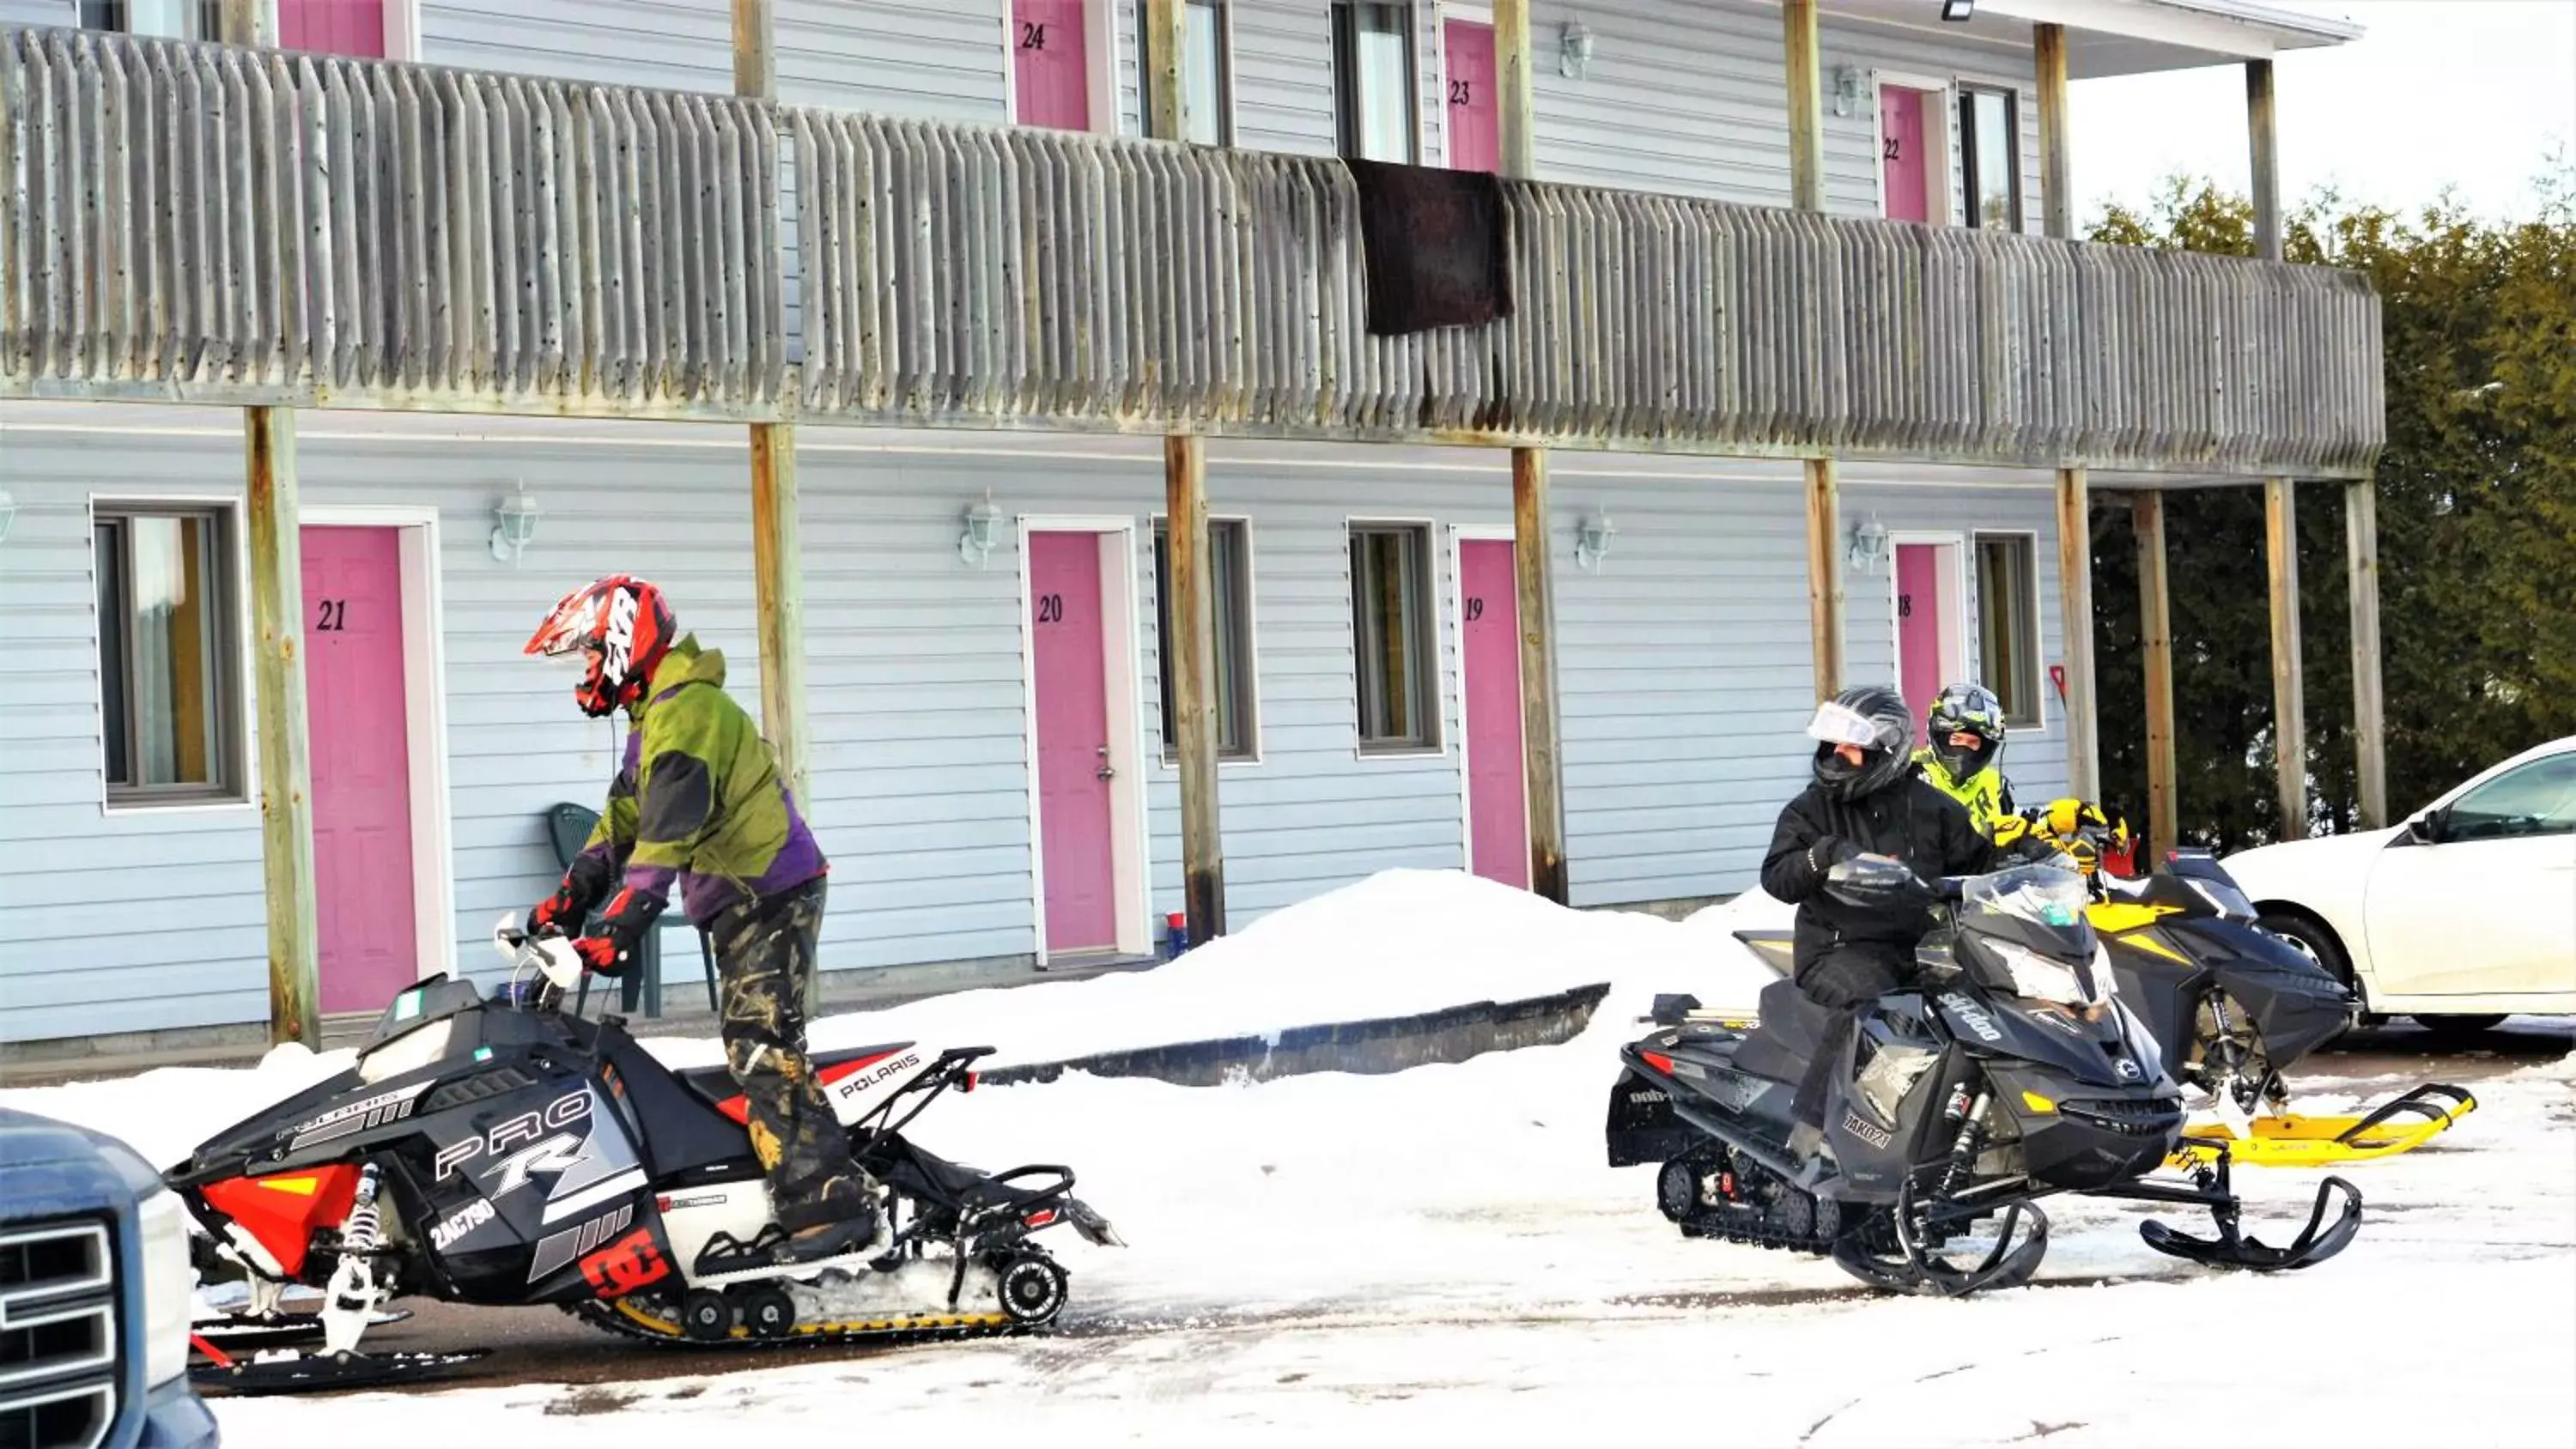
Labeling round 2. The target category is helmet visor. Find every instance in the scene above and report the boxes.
[1805,700,1884,750]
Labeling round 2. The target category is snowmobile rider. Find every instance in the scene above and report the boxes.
[1913,682,2015,837]
[523,574,884,1266]
[1760,685,2002,1154]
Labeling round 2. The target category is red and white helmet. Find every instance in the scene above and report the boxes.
[525,575,676,718]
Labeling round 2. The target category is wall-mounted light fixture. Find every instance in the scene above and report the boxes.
[1941,0,1975,21]
[489,482,541,564]
[1845,512,1891,574]
[1832,64,1862,118]
[1559,20,1595,81]
[958,489,1004,568]
[0,488,17,546]
[1574,510,1616,572]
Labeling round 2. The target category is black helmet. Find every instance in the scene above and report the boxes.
[1927,682,2008,780]
[1807,685,1914,802]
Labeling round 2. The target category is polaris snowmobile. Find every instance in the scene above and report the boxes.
[2014,802,2477,1168]
[171,924,1120,1395]
[1607,860,2362,1296]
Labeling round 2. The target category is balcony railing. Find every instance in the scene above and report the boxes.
[3,28,2383,476]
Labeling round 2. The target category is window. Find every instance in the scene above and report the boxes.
[1974,534,2042,729]
[94,504,244,804]
[1142,0,1234,144]
[79,0,224,40]
[1334,2,1417,163]
[1958,86,2020,232]
[1154,518,1257,761]
[2443,755,2576,841]
[1350,523,1439,752]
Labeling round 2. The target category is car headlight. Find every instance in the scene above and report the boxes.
[137,1189,195,1388]
[1990,939,2090,1006]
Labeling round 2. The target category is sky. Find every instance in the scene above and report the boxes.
[2067,0,2576,224]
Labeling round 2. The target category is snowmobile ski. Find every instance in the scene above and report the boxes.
[2170,1083,2476,1170]
[189,1341,490,1397]
[189,1308,410,1351]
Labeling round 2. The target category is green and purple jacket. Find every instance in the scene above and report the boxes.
[582,636,826,929]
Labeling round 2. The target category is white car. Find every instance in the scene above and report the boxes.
[2224,737,2576,1035]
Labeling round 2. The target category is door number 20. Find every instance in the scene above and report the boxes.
[1036,593,1065,624]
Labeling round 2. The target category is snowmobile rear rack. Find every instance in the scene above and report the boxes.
[2169,1082,2476,1170]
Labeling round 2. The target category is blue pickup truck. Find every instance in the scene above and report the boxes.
[1,1106,220,1449]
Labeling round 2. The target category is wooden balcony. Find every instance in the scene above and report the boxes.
[3,27,2382,476]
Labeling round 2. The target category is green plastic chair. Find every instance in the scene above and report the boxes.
[544,802,720,1017]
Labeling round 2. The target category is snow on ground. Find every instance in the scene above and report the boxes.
[7,871,2573,1448]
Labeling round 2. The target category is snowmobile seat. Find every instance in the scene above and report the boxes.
[1732,979,1838,1084]
[671,1041,920,1113]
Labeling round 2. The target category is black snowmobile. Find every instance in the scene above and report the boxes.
[172,925,1119,1394]
[1607,860,2362,1295]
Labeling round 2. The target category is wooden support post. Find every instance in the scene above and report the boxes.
[2034,22,2073,240]
[2132,491,2178,854]
[1782,0,1825,213]
[1804,458,1844,700]
[2246,59,2282,263]
[246,408,319,1047]
[1495,0,1535,180]
[749,425,806,806]
[2265,477,2307,838]
[2346,477,2388,828]
[1166,435,1227,941]
[1513,448,1569,904]
[731,0,777,100]
[219,0,276,45]
[1142,0,1186,140]
[2057,468,2099,800]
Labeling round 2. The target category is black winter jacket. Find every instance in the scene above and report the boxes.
[1759,776,2002,972]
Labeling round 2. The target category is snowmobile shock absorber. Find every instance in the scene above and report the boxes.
[341,1167,384,1254]
[1938,1091,1990,1198]
[319,1167,387,1357]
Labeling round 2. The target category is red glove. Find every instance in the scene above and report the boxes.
[569,936,629,977]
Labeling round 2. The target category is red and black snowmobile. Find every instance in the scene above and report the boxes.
[170,925,1119,1394]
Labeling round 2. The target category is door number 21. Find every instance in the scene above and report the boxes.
[315,598,349,632]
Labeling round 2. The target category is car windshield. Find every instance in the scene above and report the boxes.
[1960,864,2091,929]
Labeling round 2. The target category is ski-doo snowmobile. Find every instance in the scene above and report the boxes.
[170,925,1120,1394]
[1607,859,2362,1296]
[2013,802,2477,1167]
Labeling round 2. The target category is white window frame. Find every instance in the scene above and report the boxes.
[1149,512,1264,768]
[299,504,457,1000]
[1333,0,1423,164]
[1013,514,1157,963]
[1347,515,1446,760]
[1886,529,1971,708]
[1956,82,2026,234]
[1446,522,1524,874]
[1971,528,2050,735]
[88,493,254,815]
[1868,70,1956,228]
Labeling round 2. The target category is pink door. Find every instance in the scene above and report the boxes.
[1012,0,1092,132]
[301,526,420,1013]
[1443,19,1499,174]
[1030,532,1120,952]
[1461,540,1529,889]
[1880,85,1932,223]
[279,0,386,58]
[1896,543,1945,725]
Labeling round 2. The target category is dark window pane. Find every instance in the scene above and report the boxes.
[1963,88,2017,231]
[1157,520,1255,761]
[1352,524,1434,749]
[1976,536,2040,728]
[95,522,130,786]
[1337,3,1413,161]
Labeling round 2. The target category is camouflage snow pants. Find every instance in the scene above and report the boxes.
[711,878,876,1234]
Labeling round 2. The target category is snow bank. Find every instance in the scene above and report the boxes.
[0,870,1777,1167]
[653,868,1777,1070]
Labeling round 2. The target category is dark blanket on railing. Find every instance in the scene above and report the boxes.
[1345,159,1514,336]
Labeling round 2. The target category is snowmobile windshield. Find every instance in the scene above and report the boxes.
[355,977,489,1083]
[1957,866,2110,1007]
[1960,864,2091,931]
